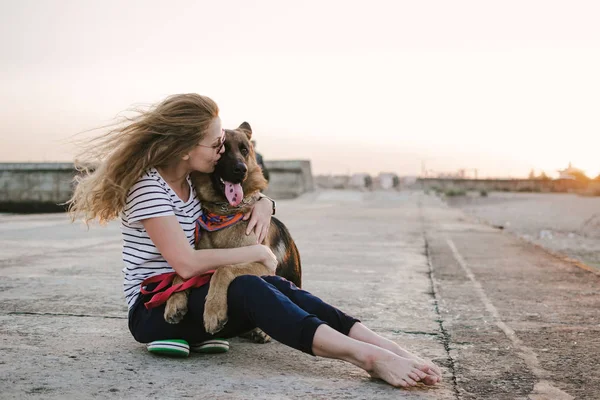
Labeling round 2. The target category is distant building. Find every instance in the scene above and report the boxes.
[348,173,373,190]
[557,162,585,180]
[377,173,399,190]
[349,173,368,188]
[316,173,400,190]
[315,174,350,189]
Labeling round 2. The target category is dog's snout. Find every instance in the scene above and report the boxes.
[233,162,247,177]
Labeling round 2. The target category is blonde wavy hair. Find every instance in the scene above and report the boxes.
[68,93,219,224]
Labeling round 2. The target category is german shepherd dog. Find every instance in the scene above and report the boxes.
[163,122,302,339]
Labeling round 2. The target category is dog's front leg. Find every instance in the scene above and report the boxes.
[203,262,272,334]
[164,275,190,324]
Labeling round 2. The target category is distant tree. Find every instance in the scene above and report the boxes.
[538,171,551,181]
[364,175,373,190]
[571,170,590,182]
[528,169,536,179]
[392,175,400,188]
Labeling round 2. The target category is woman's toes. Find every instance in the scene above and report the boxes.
[414,369,428,380]
[421,374,439,386]
[404,377,418,386]
[408,372,421,382]
[412,367,438,385]
[397,380,408,388]
[416,363,432,374]
[426,363,443,377]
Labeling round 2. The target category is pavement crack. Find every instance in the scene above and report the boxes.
[6,311,126,319]
[391,329,441,337]
[424,237,461,399]
[419,197,461,399]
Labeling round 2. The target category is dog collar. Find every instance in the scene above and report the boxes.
[196,211,245,232]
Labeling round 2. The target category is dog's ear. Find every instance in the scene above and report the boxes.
[238,122,252,140]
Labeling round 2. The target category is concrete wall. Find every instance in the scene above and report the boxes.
[0,161,314,213]
[263,160,314,199]
[0,163,76,212]
[315,175,351,189]
[417,177,589,193]
[315,173,401,190]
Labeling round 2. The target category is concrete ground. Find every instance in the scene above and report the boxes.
[445,191,600,271]
[1,190,598,399]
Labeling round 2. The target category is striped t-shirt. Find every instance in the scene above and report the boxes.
[121,167,202,309]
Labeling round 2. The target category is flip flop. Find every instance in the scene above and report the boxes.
[146,339,190,357]
[190,338,230,354]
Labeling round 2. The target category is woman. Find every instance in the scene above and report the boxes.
[68,93,442,389]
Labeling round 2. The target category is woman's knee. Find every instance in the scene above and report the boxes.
[262,275,290,287]
[228,275,267,299]
[262,275,295,293]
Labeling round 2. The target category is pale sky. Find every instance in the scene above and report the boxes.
[1,0,599,178]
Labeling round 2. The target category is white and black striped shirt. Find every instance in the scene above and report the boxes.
[121,168,202,309]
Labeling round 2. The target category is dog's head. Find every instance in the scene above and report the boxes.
[199,122,268,207]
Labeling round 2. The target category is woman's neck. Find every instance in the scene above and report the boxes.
[156,163,189,189]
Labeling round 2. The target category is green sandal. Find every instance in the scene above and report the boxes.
[146,338,230,357]
[190,338,230,354]
[146,339,190,357]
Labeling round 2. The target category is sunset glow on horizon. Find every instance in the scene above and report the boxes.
[1,1,599,178]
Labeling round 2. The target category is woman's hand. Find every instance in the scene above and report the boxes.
[243,197,273,244]
[253,244,278,274]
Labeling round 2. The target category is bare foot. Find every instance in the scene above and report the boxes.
[364,348,432,388]
[372,338,442,384]
[393,349,442,380]
[385,346,442,384]
[347,323,442,384]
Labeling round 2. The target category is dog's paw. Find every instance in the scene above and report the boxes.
[203,299,229,334]
[164,293,188,324]
[240,328,271,344]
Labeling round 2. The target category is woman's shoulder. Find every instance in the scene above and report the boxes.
[123,168,176,219]
[129,168,163,188]
[126,168,169,198]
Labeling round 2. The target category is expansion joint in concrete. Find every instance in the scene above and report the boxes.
[6,311,126,320]
[424,237,461,399]
[418,198,461,399]
[391,329,440,337]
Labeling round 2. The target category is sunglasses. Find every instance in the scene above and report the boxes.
[197,129,226,153]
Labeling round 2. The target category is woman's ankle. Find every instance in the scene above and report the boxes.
[312,325,381,372]
[354,343,409,375]
[349,323,390,348]
[348,323,411,357]
[356,347,377,373]
[334,341,383,372]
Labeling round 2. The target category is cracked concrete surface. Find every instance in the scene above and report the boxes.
[1,190,598,399]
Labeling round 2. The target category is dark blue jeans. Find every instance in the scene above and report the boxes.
[128,275,359,355]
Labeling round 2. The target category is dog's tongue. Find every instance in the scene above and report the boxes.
[224,181,244,207]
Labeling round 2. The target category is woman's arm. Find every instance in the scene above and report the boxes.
[142,215,277,280]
